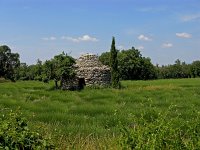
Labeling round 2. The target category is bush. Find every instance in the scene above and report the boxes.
[0,108,55,149]
[34,75,43,81]
[20,76,29,81]
[42,75,49,83]
[119,106,200,149]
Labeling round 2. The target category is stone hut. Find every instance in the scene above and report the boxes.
[61,54,111,90]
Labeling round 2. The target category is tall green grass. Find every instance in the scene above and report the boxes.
[0,79,200,149]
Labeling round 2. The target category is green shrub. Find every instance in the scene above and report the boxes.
[119,106,200,149]
[34,76,43,81]
[0,108,55,149]
[42,75,49,83]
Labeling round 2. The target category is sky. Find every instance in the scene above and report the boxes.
[0,0,200,65]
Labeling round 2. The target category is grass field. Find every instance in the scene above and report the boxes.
[1,78,200,149]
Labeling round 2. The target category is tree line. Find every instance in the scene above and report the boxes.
[0,45,75,88]
[1,44,200,85]
[157,59,200,79]
[15,52,75,89]
[100,49,200,80]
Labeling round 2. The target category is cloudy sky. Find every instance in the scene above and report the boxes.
[0,0,200,65]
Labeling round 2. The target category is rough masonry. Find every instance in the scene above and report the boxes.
[61,54,111,90]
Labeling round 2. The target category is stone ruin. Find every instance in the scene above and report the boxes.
[61,54,111,90]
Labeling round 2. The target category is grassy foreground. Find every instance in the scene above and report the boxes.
[0,78,200,149]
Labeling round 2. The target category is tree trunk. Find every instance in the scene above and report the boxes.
[54,79,58,89]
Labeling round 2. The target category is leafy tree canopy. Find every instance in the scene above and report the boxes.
[48,52,76,89]
[0,45,20,81]
[100,47,157,80]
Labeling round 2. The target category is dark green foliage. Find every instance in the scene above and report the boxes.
[100,49,200,80]
[0,45,20,81]
[15,63,29,80]
[16,62,44,81]
[52,52,76,89]
[53,52,75,79]
[99,48,200,80]
[118,47,157,80]
[110,37,120,88]
[157,59,197,79]
[190,60,200,78]
[158,59,188,79]
[100,47,157,80]
[34,59,43,80]
[99,52,110,66]
[0,108,55,149]
[43,60,54,81]
[15,52,76,89]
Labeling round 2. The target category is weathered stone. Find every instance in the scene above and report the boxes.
[61,53,111,90]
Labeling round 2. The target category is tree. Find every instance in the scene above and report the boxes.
[15,63,29,80]
[110,37,120,88]
[50,52,75,89]
[157,59,191,79]
[99,52,110,66]
[100,47,157,80]
[118,47,142,80]
[34,59,43,81]
[0,45,20,81]
[118,47,157,80]
[42,60,54,82]
[140,57,157,80]
[190,60,200,78]
[27,65,37,80]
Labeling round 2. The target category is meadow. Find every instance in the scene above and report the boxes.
[0,78,200,149]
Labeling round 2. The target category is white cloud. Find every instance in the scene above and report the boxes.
[176,32,192,38]
[181,14,200,22]
[42,36,56,41]
[162,43,173,48]
[79,35,98,42]
[61,35,98,42]
[136,46,144,50]
[117,45,125,50]
[50,37,56,40]
[61,36,79,42]
[138,34,152,41]
[117,45,144,50]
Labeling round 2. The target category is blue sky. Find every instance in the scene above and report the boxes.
[0,0,200,65]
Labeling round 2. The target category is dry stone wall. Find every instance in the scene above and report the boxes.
[61,54,111,90]
[77,67,111,87]
[61,77,79,90]
[75,54,111,87]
